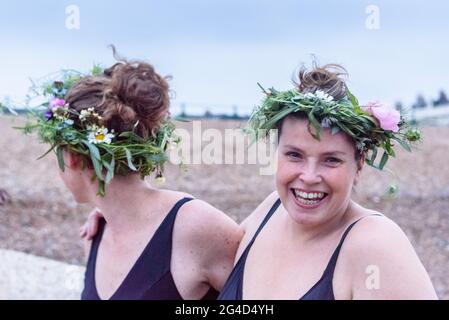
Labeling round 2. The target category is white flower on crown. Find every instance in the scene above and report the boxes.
[79,108,101,122]
[304,90,334,103]
[79,109,90,121]
[88,127,115,144]
[315,90,334,102]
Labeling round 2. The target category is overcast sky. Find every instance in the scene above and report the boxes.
[1,0,448,115]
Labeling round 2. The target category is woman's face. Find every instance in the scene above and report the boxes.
[276,116,362,226]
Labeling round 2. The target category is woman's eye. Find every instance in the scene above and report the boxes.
[286,152,303,160]
[325,157,342,165]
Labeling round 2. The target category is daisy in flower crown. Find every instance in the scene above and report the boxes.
[17,48,244,301]
[20,59,179,196]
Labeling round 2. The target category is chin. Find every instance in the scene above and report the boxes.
[284,190,328,225]
[287,207,322,226]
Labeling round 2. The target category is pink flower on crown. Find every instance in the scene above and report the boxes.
[362,101,401,132]
[50,98,65,109]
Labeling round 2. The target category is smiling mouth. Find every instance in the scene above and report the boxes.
[291,188,328,206]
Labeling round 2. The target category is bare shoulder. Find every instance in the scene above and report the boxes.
[344,212,413,255]
[340,203,408,253]
[176,198,243,243]
[158,188,194,201]
[156,189,243,245]
[341,212,438,299]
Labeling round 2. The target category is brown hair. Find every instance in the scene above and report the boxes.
[277,63,362,161]
[65,47,171,138]
[294,63,348,100]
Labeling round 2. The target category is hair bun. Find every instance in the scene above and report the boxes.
[65,47,171,138]
[98,60,170,138]
[296,63,348,100]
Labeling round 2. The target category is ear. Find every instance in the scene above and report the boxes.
[63,150,83,169]
[354,153,365,185]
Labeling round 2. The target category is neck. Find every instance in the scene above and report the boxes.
[283,199,355,243]
[89,174,156,241]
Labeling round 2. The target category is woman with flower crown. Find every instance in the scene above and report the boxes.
[21,51,243,300]
[215,64,437,300]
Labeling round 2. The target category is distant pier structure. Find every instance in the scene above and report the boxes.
[405,90,449,126]
[3,92,449,125]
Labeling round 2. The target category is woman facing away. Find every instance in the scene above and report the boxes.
[24,53,243,300]
[83,63,438,300]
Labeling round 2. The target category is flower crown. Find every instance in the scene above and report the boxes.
[247,84,421,170]
[18,66,180,196]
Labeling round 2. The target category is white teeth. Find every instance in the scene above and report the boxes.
[293,189,326,201]
[296,197,321,205]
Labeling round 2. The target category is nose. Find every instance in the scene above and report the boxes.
[298,161,322,185]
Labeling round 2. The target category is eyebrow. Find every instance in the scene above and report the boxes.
[283,144,348,156]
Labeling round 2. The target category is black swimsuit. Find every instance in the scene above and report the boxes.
[81,197,219,300]
[218,198,380,300]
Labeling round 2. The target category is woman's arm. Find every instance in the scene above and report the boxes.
[179,199,244,291]
[344,216,438,300]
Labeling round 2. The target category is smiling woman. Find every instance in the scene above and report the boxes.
[276,116,362,225]
[218,63,438,300]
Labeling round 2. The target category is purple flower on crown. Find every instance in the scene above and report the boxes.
[50,98,65,109]
[44,110,54,121]
[45,98,65,121]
